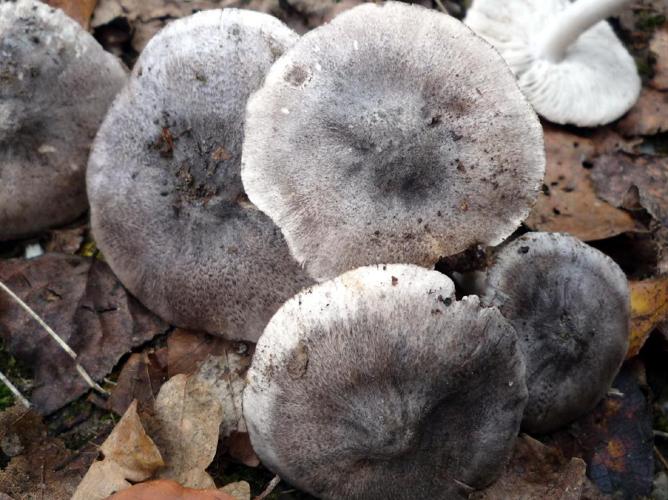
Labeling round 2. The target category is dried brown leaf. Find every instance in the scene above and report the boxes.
[0,254,167,414]
[45,0,98,29]
[472,435,587,500]
[0,405,83,500]
[224,432,260,467]
[109,349,169,416]
[149,374,224,489]
[72,400,163,500]
[591,153,668,227]
[525,126,641,240]
[650,26,668,90]
[616,88,668,136]
[219,481,251,500]
[45,225,86,255]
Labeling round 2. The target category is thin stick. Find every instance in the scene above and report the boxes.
[655,430,668,440]
[434,0,448,13]
[655,445,668,473]
[254,475,281,500]
[0,280,108,395]
[0,369,31,408]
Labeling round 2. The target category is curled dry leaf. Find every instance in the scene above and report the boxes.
[0,404,82,500]
[592,153,668,227]
[149,374,224,489]
[45,0,98,28]
[72,400,163,500]
[650,26,668,91]
[628,276,668,358]
[616,88,668,136]
[545,363,654,498]
[0,254,167,414]
[525,126,641,241]
[167,329,253,437]
[471,435,587,500]
[45,225,87,255]
[106,479,238,500]
[108,349,169,416]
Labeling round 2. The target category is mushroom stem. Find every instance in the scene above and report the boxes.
[535,0,630,63]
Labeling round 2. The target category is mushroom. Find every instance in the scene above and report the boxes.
[465,0,641,126]
[87,9,313,342]
[481,232,629,433]
[244,264,528,499]
[241,1,545,282]
[0,0,127,241]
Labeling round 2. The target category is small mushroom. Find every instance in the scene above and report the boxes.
[481,232,629,433]
[244,264,528,499]
[0,0,127,241]
[87,10,313,341]
[241,1,545,281]
[465,0,641,126]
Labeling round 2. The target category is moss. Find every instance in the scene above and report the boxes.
[0,339,33,411]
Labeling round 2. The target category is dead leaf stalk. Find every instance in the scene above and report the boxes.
[254,475,281,500]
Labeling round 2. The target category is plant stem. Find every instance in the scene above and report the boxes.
[535,0,630,63]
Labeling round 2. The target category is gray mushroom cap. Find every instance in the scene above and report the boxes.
[241,1,545,282]
[87,9,313,342]
[482,232,630,434]
[244,264,528,499]
[0,0,127,241]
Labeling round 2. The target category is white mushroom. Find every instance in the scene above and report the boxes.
[87,10,313,342]
[0,0,127,240]
[241,1,545,281]
[244,264,528,499]
[465,0,641,126]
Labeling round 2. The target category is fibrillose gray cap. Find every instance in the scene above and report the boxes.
[465,0,641,126]
[482,232,629,434]
[241,1,545,282]
[244,264,528,499]
[87,9,313,342]
[0,0,127,241]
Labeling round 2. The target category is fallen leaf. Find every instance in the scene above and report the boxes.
[109,349,169,416]
[45,0,98,29]
[591,153,668,227]
[149,374,224,489]
[219,481,251,500]
[0,404,83,500]
[628,276,668,358]
[472,435,587,500]
[616,88,668,136]
[167,329,252,437]
[72,400,164,500]
[525,125,641,241]
[107,479,237,500]
[0,254,168,414]
[546,362,654,498]
[650,26,668,90]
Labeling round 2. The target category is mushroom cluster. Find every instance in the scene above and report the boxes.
[4,0,633,497]
[0,0,127,241]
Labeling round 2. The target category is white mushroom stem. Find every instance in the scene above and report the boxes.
[534,0,631,63]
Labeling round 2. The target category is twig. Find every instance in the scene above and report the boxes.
[0,280,108,396]
[254,475,281,500]
[434,0,448,13]
[0,369,30,408]
[655,430,668,440]
[655,445,668,472]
